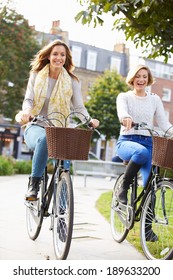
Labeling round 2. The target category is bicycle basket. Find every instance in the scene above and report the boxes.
[152,136,173,169]
[45,126,93,160]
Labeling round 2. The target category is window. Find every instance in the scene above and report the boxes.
[86,50,97,71]
[71,45,82,67]
[110,57,121,72]
[147,61,173,80]
[162,88,171,102]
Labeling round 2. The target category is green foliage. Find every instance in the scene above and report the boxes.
[85,70,129,141]
[0,155,14,175]
[0,156,32,175]
[0,3,39,119]
[76,0,173,62]
[0,156,74,176]
[13,160,32,174]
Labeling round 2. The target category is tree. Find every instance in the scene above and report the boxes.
[85,70,129,155]
[75,0,173,63]
[0,2,39,120]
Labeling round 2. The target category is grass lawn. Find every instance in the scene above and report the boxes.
[95,190,144,255]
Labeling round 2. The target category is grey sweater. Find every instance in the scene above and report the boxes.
[22,72,90,122]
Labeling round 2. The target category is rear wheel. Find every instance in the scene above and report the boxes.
[25,177,45,240]
[140,180,173,260]
[110,174,129,243]
[52,171,74,260]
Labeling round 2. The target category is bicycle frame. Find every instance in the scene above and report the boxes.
[42,159,67,217]
[128,165,171,226]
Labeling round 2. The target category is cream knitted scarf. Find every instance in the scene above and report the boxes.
[31,64,73,126]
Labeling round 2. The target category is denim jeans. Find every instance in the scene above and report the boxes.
[116,135,152,187]
[24,125,48,177]
[24,125,71,177]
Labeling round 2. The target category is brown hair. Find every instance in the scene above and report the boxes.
[30,39,78,80]
[126,65,154,88]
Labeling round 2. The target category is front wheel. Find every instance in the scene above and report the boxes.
[52,171,74,260]
[140,180,173,260]
[110,174,129,243]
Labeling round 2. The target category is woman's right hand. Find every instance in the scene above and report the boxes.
[15,110,31,125]
[121,117,133,130]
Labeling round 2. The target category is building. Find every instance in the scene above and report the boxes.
[1,20,173,160]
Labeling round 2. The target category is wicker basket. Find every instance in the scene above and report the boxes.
[152,136,173,169]
[45,126,93,160]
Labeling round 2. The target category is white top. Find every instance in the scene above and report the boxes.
[117,90,173,136]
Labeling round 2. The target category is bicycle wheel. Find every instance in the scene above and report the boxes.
[25,177,45,240]
[140,180,173,260]
[110,174,129,242]
[52,171,74,260]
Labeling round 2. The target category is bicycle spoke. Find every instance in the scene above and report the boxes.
[140,180,173,260]
[52,171,74,260]
[110,174,129,242]
[25,180,45,240]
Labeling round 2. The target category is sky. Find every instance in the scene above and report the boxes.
[2,0,130,51]
[2,0,172,65]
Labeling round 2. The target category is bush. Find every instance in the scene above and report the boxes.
[14,160,32,174]
[0,156,14,175]
[0,156,73,176]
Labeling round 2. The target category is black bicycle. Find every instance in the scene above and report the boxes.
[110,123,173,260]
[25,112,94,260]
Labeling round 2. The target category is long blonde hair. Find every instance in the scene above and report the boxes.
[30,39,78,80]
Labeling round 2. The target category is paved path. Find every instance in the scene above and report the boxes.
[0,174,145,260]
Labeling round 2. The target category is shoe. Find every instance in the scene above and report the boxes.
[118,188,128,205]
[146,230,158,242]
[25,177,41,201]
[58,218,67,242]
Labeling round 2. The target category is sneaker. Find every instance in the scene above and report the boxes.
[58,218,67,242]
[146,230,158,242]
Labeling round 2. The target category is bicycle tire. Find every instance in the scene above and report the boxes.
[140,180,173,260]
[25,177,45,240]
[110,174,129,243]
[52,171,74,260]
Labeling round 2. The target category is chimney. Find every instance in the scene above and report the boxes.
[50,20,61,35]
[114,43,126,53]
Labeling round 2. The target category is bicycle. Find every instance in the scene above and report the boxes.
[110,122,173,260]
[24,112,94,260]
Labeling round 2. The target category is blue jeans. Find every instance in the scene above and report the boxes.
[24,125,71,177]
[116,135,152,187]
[24,125,48,177]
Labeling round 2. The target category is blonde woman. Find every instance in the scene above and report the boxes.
[116,65,173,241]
[15,39,99,201]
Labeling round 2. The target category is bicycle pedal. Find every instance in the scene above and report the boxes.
[117,203,127,212]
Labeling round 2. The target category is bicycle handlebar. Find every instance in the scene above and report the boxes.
[29,113,100,135]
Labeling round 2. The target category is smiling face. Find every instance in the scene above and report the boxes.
[48,45,66,70]
[133,68,149,90]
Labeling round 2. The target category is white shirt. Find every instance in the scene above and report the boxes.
[117,91,173,136]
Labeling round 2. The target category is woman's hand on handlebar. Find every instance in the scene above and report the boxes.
[15,110,32,125]
[89,118,100,128]
[121,117,133,131]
